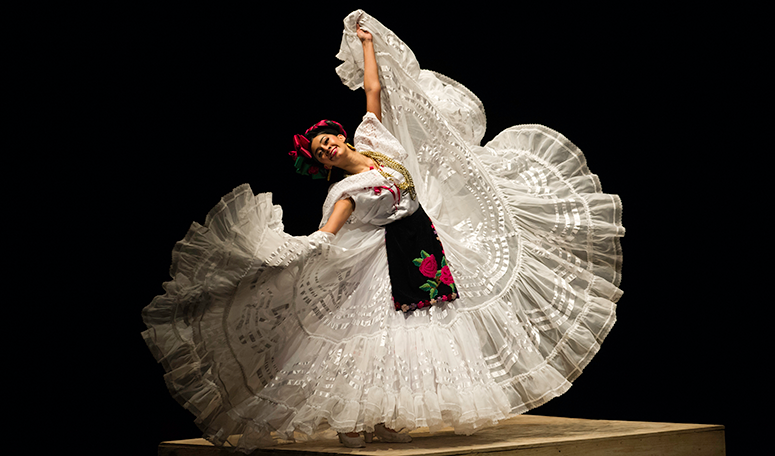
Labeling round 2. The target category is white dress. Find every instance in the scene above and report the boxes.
[142,10,624,453]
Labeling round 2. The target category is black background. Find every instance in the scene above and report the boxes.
[37,3,763,455]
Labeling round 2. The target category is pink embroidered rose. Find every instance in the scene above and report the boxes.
[419,254,438,278]
[439,265,454,285]
[308,165,319,175]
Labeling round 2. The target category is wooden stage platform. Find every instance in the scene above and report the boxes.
[158,415,725,455]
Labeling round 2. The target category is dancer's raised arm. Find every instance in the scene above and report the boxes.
[357,22,381,121]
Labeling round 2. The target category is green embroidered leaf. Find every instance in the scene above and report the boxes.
[441,256,447,268]
[421,250,430,259]
[451,283,456,293]
[435,270,442,279]
[419,283,433,292]
[430,288,438,299]
[412,258,423,267]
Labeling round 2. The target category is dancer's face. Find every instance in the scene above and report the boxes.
[310,134,346,168]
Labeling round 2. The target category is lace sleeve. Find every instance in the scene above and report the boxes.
[353,112,407,161]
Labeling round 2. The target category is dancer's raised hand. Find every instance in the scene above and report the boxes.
[356,22,373,43]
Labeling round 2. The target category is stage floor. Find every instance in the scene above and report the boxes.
[158,414,725,455]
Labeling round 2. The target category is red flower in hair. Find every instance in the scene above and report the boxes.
[305,119,347,137]
[292,134,313,159]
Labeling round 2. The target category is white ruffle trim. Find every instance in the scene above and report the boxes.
[143,180,620,452]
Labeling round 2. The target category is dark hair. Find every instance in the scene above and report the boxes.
[304,126,347,164]
[293,120,349,182]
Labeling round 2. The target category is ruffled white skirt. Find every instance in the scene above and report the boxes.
[142,9,624,453]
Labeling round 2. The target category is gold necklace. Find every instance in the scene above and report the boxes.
[357,150,416,200]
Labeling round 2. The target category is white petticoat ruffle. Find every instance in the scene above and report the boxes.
[142,9,624,453]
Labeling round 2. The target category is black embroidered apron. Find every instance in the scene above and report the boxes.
[384,204,459,313]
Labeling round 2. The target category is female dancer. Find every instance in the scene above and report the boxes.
[143,10,624,452]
